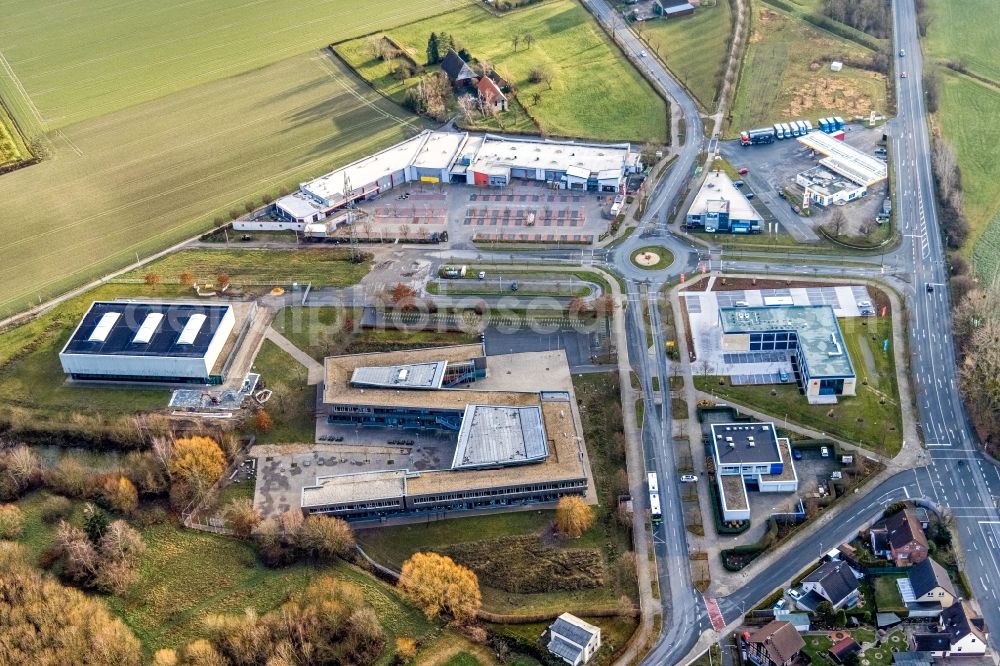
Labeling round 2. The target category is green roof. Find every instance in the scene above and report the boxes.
[720,305,854,379]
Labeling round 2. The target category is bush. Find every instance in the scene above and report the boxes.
[40,495,74,524]
[0,504,24,539]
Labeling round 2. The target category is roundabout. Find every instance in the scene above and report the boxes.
[630,245,674,270]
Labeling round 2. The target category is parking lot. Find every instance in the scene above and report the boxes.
[355,181,613,248]
[720,124,889,238]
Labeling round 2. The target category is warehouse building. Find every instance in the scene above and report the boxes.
[297,344,592,521]
[711,422,799,521]
[719,305,856,402]
[236,130,641,231]
[59,301,235,383]
[686,170,763,234]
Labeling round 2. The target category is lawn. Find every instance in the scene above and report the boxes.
[935,73,1000,278]
[358,372,637,616]
[15,490,437,662]
[873,575,906,611]
[122,248,371,290]
[251,340,317,444]
[0,49,425,320]
[728,2,887,135]
[631,245,675,271]
[639,1,733,111]
[694,312,903,455]
[334,0,668,142]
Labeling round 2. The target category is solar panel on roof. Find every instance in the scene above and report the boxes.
[88,312,120,342]
[176,313,206,345]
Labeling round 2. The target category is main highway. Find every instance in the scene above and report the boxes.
[574,0,1000,661]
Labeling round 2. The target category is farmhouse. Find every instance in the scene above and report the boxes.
[296,345,592,521]
[710,422,798,522]
[476,76,508,112]
[441,48,477,86]
[719,305,856,402]
[686,170,763,234]
[237,130,641,232]
[59,301,235,384]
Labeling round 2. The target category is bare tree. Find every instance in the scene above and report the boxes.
[827,208,847,237]
[457,94,477,122]
[531,92,542,106]
[511,34,521,51]
[523,33,535,48]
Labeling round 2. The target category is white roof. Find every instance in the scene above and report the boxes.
[566,165,590,179]
[411,131,468,170]
[301,470,407,508]
[689,170,762,222]
[88,312,120,342]
[276,192,324,219]
[301,132,427,204]
[797,132,887,186]
[132,312,163,344]
[469,134,635,178]
[451,404,549,469]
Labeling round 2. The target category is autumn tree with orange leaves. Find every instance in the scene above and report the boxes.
[398,552,481,624]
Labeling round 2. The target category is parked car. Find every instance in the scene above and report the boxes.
[820,446,830,458]
[680,474,698,483]
[789,588,803,601]
[777,190,787,199]
[774,599,787,611]
[899,48,905,57]
[639,51,647,58]
[926,284,934,293]
[510,281,519,292]
[745,192,755,200]
[733,180,744,188]
[900,71,908,78]
[738,167,749,175]
[778,369,789,383]
[792,449,803,460]
[478,271,486,280]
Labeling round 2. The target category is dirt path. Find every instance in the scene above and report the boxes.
[415,636,499,666]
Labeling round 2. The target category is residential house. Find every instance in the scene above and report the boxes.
[797,560,861,611]
[476,76,507,112]
[545,613,601,666]
[441,49,477,87]
[912,602,989,657]
[905,557,957,609]
[746,620,806,666]
[870,508,929,566]
[828,637,862,664]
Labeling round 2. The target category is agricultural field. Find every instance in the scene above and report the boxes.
[14,490,436,662]
[921,0,1000,279]
[0,0,472,130]
[938,75,1000,276]
[0,50,418,320]
[728,2,887,135]
[638,1,733,111]
[334,0,668,142]
[0,107,29,167]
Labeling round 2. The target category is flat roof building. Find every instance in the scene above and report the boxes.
[299,345,591,521]
[686,170,763,234]
[796,166,868,207]
[710,422,798,521]
[797,132,887,186]
[59,301,235,383]
[720,305,855,402]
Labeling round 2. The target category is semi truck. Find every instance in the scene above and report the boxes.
[740,128,776,146]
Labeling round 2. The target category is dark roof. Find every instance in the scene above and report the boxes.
[829,638,862,663]
[913,634,950,653]
[876,612,902,628]
[796,590,826,611]
[940,601,987,644]
[548,635,584,663]
[441,49,476,82]
[61,301,232,358]
[711,423,782,464]
[550,616,597,648]
[892,652,934,665]
[880,509,928,551]
[803,560,859,605]
[909,557,956,599]
[747,620,805,665]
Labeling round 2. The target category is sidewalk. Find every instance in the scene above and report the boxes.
[263,326,324,385]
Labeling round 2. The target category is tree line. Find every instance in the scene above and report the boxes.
[821,0,890,39]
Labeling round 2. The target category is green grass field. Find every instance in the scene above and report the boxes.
[123,248,371,289]
[639,2,733,111]
[924,0,1000,84]
[251,340,318,444]
[334,0,667,142]
[0,0,472,130]
[728,1,886,135]
[15,491,436,662]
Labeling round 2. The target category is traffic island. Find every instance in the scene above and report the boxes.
[630,246,674,270]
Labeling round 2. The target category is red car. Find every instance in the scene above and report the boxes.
[738,167,749,175]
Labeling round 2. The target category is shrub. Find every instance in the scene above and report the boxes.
[0,504,24,539]
[40,495,73,524]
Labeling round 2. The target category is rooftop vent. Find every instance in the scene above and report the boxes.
[177,314,207,345]
[132,312,164,344]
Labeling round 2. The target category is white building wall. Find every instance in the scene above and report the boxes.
[233,220,304,231]
[202,307,236,375]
